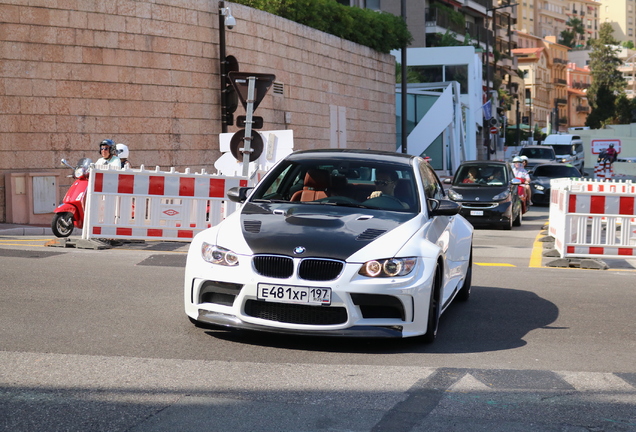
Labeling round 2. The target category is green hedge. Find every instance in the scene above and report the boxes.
[231,0,412,53]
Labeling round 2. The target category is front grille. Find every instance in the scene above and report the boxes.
[253,255,344,281]
[462,202,497,209]
[298,259,343,281]
[245,300,347,325]
[253,255,293,278]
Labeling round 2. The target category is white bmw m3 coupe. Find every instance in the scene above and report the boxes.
[185,149,473,342]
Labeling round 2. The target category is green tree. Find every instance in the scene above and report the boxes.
[560,18,584,48]
[586,84,616,128]
[613,93,634,124]
[233,0,412,53]
[586,23,625,127]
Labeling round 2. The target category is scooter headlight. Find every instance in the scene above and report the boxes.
[201,242,239,266]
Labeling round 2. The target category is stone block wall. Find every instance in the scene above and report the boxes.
[0,1,396,223]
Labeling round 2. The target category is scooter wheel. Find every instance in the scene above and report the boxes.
[51,212,75,237]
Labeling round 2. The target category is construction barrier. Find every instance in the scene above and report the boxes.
[594,160,614,179]
[83,165,254,242]
[549,178,636,259]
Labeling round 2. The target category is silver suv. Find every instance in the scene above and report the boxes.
[518,146,557,173]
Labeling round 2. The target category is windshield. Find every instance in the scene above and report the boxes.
[453,164,508,186]
[532,165,580,178]
[519,147,555,159]
[250,159,418,212]
[549,145,574,156]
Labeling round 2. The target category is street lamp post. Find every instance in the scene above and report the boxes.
[484,2,517,159]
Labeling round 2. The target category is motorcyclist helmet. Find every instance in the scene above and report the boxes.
[519,155,528,161]
[609,143,615,148]
[512,156,522,163]
[116,143,129,159]
[99,139,116,156]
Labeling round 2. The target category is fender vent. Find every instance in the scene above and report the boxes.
[243,220,262,233]
[356,229,386,241]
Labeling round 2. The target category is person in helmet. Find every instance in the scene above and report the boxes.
[603,143,619,165]
[115,143,131,169]
[512,155,531,205]
[96,139,121,169]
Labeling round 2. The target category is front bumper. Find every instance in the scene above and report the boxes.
[196,309,405,337]
[457,200,512,225]
[185,257,437,339]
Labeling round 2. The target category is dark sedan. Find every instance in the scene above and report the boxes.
[530,163,582,205]
[446,161,523,230]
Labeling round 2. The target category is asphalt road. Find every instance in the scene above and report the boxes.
[1,206,636,431]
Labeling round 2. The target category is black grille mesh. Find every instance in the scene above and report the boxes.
[253,255,344,281]
[245,300,347,325]
[298,259,343,281]
[253,255,293,278]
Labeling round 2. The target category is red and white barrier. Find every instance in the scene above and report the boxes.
[83,165,253,242]
[549,178,636,259]
[594,160,614,179]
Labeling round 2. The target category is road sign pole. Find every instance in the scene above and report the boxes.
[241,76,256,177]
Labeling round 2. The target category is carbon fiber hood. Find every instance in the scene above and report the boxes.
[238,202,416,260]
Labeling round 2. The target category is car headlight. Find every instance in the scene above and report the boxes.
[492,190,510,200]
[359,257,416,278]
[447,189,462,200]
[534,184,545,191]
[201,242,239,266]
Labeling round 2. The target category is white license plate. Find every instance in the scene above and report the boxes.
[470,210,484,216]
[257,284,331,305]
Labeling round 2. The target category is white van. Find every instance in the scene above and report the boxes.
[542,134,585,172]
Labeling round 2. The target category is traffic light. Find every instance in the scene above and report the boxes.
[221,55,239,130]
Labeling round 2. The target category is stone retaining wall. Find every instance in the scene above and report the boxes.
[0,1,396,222]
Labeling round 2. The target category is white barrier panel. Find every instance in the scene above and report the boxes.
[83,166,253,242]
[549,178,636,259]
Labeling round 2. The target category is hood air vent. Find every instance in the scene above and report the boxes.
[243,220,262,233]
[356,228,386,241]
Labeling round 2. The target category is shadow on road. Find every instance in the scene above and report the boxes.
[204,286,559,354]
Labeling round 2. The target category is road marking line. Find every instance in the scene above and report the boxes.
[475,263,516,267]
[529,230,546,268]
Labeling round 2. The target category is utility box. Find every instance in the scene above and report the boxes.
[5,172,61,225]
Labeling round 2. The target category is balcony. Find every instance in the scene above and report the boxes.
[554,78,567,85]
[576,105,590,113]
[572,81,591,89]
[465,21,492,46]
[425,8,466,35]
[555,98,567,105]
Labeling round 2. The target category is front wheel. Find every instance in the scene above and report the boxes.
[422,267,441,343]
[51,212,75,237]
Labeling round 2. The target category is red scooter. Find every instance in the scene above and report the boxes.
[52,158,92,237]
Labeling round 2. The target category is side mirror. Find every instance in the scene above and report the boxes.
[443,178,452,184]
[227,186,253,203]
[511,178,522,186]
[429,198,461,216]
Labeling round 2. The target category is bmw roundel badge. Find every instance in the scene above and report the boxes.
[293,246,306,255]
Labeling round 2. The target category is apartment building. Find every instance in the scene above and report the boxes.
[599,0,636,45]
[567,62,591,127]
[568,0,600,46]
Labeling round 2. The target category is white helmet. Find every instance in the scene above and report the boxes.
[512,156,522,163]
[116,143,129,159]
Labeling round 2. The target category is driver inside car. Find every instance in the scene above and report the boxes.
[368,169,409,209]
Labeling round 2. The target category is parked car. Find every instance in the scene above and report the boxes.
[184,149,474,342]
[542,134,585,173]
[446,160,523,230]
[530,163,582,205]
[518,145,557,172]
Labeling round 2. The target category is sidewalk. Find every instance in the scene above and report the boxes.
[0,223,53,236]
